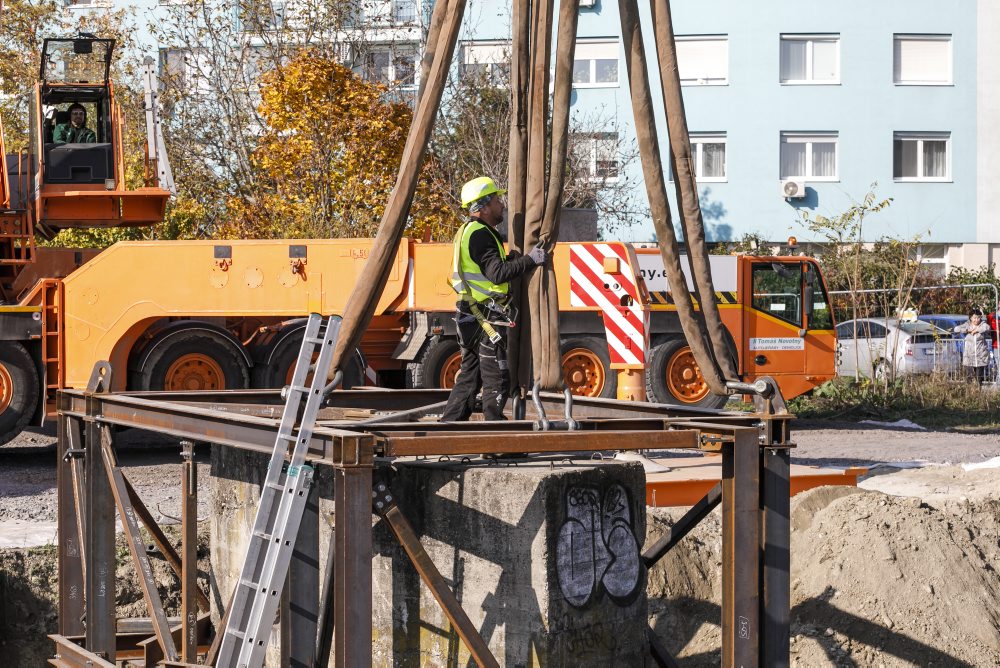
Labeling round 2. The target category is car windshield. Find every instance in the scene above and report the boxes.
[898,321,945,335]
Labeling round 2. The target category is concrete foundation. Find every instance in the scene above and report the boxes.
[211,447,647,666]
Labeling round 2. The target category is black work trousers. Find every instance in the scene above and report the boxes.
[440,312,509,422]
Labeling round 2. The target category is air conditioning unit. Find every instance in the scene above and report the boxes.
[781,180,806,199]
[579,0,597,8]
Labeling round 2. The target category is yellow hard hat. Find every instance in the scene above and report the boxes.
[460,176,506,209]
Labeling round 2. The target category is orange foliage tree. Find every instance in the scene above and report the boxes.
[222,51,458,240]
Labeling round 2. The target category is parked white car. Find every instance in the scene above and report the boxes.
[835,318,960,379]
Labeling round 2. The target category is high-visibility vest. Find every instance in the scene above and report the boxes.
[450,220,509,303]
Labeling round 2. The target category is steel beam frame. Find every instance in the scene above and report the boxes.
[53,385,790,668]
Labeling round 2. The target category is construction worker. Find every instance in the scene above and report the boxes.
[441,176,546,421]
[53,103,96,144]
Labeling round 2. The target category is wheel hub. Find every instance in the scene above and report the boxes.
[441,353,462,389]
[562,349,605,397]
[666,346,709,403]
[0,362,12,413]
[164,354,226,391]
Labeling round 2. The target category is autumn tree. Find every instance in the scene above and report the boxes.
[220,50,456,239]
[151,0,428,239]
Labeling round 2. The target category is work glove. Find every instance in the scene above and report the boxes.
[527,244,547,266]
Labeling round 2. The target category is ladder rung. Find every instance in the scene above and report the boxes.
[288,385,310,393]
[226,630,246,641]
[265,482,284,491]
[240,578,260,590]
[303,336,324,345]
[253,530,273,541]
[276,433,296,442]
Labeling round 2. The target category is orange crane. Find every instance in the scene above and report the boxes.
[0,35,172,441]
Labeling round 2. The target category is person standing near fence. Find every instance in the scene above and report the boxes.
[954,310,991,385]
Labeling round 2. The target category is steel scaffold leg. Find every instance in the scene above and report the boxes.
[762,447,791,667]
[180,440,199,662]
[333,461,373,667]
[722,428,761,667]
[84,363,115,660]
[57,409,85,637]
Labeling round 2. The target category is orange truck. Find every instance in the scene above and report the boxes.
[0,39,838,446]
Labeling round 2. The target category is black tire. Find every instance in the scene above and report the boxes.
[131,329,250,391]
[560,336,617,398]
[253,331,366,390]
[0,342,39,444]
[645,339,728,409]
[409,337,462,389]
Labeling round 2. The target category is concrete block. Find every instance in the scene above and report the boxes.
[373,459,647,666]
[210,447,646,666]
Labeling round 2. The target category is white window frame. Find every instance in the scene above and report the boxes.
[779,132,839,181]
[392,0,418,24]
[363,45,420,90]
[690,133,727,182]
[573,132,620,182]
[572,39,619,89]
[676,35,728,86]
[461,41,510,86]
[779,34,840,85]
[893,34,953,86]
[893,132,951,182]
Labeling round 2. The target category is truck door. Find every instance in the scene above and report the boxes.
[743,261,807,376]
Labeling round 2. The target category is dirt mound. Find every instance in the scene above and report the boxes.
[647,476,1000,666]
[0,524,213,666]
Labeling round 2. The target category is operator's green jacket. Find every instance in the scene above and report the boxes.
[53,123,97,144]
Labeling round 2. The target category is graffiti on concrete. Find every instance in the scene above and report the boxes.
[556,484,641,607]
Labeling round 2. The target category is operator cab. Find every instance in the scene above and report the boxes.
[37,37,115,186]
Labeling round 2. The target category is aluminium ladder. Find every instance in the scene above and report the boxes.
[216,313,340,667]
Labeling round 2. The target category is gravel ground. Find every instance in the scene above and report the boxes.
[0,427,212,547]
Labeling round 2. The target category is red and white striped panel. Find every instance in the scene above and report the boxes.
[569,243,648,368]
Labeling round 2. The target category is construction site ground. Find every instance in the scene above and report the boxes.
[1,420,998,666]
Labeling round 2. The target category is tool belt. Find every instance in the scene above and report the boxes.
[461,298,517,346]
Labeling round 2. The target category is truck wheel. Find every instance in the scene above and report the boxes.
[410,337,462,389]
[132,329,250,391]
[0,343,39,444]
[646,339,728,409]
[255,333,366,390]
[561,336,617,398]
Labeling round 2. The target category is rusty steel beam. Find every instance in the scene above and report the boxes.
[642,482,722,568]
[286,482,320,667]
[647,626,681,668]
[101,439,179,662]
[120,475,211,611]
[49,635,116,667]
[375,486,499,668]
[180,441,198,663]
[59,391,359,461]
[333,463,373,667]
[762,447,790,667]
[57,411,85,637]
[314,519,337,667]
[381,428,698,457]
[84,420,115,659]
[721,428,760,667]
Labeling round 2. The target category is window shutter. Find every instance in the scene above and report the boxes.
[894,37,950,83]
[677,38,727,82]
